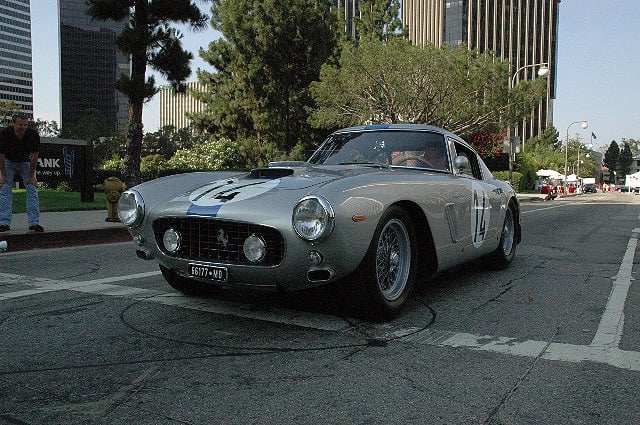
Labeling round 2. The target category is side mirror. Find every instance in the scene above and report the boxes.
[454,155,469,171]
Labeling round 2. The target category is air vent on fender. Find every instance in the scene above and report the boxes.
[250,168,294,179]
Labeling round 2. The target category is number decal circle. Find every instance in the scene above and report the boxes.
[189,178,280,207]
[470,182,490,248]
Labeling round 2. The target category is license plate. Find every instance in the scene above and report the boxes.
[188,264,227,282]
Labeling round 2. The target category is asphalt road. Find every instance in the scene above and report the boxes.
[1,192,639,424]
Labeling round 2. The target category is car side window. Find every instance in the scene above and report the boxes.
[452,140,482,180]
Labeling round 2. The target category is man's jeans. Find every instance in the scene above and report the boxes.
[0,159,40,226]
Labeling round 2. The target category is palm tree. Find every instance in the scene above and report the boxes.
[86,0,208,186]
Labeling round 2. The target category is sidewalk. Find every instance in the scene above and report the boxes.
[517,192,547,202]
[0,210,131,252]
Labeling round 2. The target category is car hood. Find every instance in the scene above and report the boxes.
[157,164,388,218]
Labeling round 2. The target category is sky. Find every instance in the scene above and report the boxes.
[30,0,640,151]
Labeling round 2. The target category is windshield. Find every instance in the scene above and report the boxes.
[308,130,450,171]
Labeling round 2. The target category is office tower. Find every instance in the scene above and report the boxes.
[402,0,560,142]
[334,0,359,38]
[0,0,33,119]
[158,82,206,130]
[59,0,129,134]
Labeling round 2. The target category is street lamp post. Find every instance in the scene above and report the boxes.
[572,159,584,175]
[507,63,549,185]
[576,141,593,186]
[564,120,588,195]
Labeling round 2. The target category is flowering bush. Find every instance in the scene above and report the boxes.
[166,137,245,170]
[471,131,506,159]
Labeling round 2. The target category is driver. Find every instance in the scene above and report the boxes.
[423,141,449,170]
[391,141,449,170]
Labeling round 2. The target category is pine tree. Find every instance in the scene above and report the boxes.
[191,0,339,154]
[86,0,208,186]
[604,141,620,183]
[619,142,633,179]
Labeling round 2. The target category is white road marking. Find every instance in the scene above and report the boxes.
[520,202,577,214]
[591,233,636,348]
[399,329,640,371]
[1,227,639,371]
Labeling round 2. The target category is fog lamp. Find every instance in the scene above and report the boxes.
[163,228,181,253]
[309,250,323,266]
[243,234,266,262]
[133,234,145,245]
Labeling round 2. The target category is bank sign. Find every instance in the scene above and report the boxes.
[38,138,92,189]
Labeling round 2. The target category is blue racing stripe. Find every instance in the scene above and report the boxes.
[186,204,222,217]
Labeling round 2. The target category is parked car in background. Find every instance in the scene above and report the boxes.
[118,124,522,320]
[584,183,597,193]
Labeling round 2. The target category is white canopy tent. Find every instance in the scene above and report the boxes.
[536,169,564,180]
[625,171,640,189]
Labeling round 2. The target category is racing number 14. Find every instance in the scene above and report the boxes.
[473,190,487,244]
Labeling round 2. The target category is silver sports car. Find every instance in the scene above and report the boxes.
[118,124,521,320]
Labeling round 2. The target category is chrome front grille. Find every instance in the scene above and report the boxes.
[153,217,285,266]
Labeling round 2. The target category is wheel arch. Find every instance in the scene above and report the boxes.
[391,200,438,280]
[509,196,522,245]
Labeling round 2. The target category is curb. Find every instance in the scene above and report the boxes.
[0,227,131,252]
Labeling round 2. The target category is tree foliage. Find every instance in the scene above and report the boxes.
[622,138,640,156]
[142,126,202,158]
[191,0,338,155]
[86,0,208,186]
[0,100,20,124]
[309,38,547,139]
[604,141,620,181]
[352,0,403,42]
[619,142,633,179]
[33,119,61,137]
[60,108,112,141]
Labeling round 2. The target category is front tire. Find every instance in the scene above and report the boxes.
[354,206,417,321]
[160,265,220,296]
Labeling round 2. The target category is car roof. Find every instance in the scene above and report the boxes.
[332,124,471,149]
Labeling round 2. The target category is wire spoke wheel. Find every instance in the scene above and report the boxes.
[500,208,515,256]
[375,218,411,301]
[489,205,517,270]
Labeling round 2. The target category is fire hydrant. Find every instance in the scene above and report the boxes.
[94,177,127,222]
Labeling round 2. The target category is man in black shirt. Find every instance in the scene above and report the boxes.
[0,113,44,232]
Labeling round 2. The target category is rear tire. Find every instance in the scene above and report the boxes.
[489,205,516,269]
[160,265,220,296]
[353,206,417,321]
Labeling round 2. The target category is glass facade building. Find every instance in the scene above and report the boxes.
[59,0,129,134]
[0,0,33,119]
[402,0,561,143]
[333,0,360,38]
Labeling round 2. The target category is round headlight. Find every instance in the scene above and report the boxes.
[163,228,181,253]
[292,195,334,241]
[118,190,145,227]
[243,234,266,262]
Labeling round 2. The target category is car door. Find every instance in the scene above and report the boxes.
[442,138,503,265]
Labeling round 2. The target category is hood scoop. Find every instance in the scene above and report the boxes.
[250,167,295,179]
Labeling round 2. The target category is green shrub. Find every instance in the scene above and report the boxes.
[140,154,167,180]
[493,170,524,191]
[515,153,537,191]
[56,181,72,192]
[100,153,124,172]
